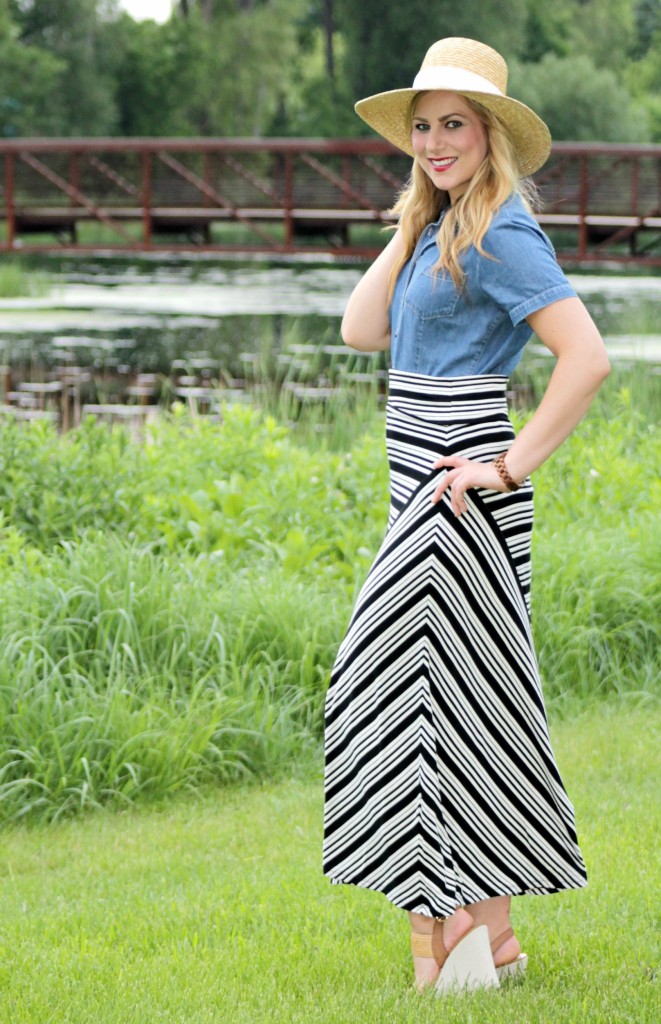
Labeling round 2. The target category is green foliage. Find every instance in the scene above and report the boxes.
[567,0,636,72]
[626,23,661,139]
[336,0,527,104]
[0,0,660,140]
[7,0,120,135]
[519,392,659,705]
[0,541,335,819]
[0,415,149,548]
[0,0,65,137]
[270,24,359,137]
[0,260,48,297]
[509,53,649,141]
[0,390,656,822]
[0,402,388,573]
[192,0,306,136]
[523,3,573,62]
[634,0,661,54]
[111,15,204,136]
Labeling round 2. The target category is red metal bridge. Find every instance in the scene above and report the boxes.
[1,138,660,265]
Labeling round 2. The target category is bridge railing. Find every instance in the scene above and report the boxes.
[1,138,660,262]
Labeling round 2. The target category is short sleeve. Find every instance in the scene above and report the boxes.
[476,201,577,326]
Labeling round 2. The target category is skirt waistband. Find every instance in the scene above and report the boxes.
[388,369,509,422]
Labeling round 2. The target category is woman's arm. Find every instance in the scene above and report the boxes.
[500,298,610,481]
[341,229,407,351]
[431,296,611,515]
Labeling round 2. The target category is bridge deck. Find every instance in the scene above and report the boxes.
[1,138,660,264]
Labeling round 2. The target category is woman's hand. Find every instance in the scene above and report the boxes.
[431,455,509,517]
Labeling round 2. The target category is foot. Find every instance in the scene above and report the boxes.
[410,907,474,991]
[462,896,521,970]
[491,932,522,969]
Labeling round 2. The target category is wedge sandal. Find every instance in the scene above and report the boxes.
[490,926,528,981]
[411,918,500,994]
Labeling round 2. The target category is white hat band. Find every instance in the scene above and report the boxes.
[411,66,504,97]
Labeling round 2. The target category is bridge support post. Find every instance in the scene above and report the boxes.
[284,152,294,249]
[142,149,152,249]
[4,153,15,250]
[578,154,588,260]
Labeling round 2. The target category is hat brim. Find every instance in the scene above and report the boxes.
[354,88,551,177]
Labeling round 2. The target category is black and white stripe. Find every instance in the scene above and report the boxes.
[323,370,587,918]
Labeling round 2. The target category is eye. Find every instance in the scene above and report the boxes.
[446,119,464,129]
[412,121,429,132]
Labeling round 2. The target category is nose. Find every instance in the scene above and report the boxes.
[425,124,447,153]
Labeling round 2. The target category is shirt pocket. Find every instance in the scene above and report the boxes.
[404,265,460,320]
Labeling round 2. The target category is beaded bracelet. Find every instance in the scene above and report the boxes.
[492,452,520,492]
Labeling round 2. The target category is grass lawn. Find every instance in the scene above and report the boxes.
[0,700,658,1024]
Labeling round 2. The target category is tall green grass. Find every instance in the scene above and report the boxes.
[0,260,48,298]
[0,542,332,821]
[0,384,657,821]
[531,386,660,706]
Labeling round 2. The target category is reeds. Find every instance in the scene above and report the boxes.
[0,260,48,298]
[0,540,334,821]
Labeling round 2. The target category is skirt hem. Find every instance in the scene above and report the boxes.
[325,873,588,918]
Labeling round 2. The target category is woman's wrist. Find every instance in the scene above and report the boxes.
[492,452,521,491]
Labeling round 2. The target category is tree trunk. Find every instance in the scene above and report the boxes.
[177,0,211,18]
[323,0,334,82]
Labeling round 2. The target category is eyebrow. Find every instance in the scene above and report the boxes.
[412,112,464,122]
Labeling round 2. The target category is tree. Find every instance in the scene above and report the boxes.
[567,0,636,73]
[633,0,661,55]
[0,0,659,141]
[509,53,649,142]
[522,2,573,62]
[0,0,66,135]
[112,15,204,135]
[8,0,121,134]
[176,0,307,136]
[627,19,661,140]
[335,0,528,105]
[267,0,360,136]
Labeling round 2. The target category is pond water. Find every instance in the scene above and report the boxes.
[0,257,659,388]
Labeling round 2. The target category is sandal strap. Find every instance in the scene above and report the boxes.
[414,923,515,961]
[410,931,434,958]
[410,918,450,968]
[490,926,514,953]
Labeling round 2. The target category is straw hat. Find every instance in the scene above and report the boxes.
[354,37,551,177]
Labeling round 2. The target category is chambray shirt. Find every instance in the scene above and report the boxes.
[389,193,576,377]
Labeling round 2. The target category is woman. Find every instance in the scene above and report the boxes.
[322,38,610,994]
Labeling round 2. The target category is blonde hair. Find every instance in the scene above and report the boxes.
[387,95,539,301]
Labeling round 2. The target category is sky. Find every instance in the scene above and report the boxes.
[119,0,173,23]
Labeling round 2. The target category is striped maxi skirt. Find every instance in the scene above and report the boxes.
[323,370,587,918]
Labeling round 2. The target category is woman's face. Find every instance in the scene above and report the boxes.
[411,91,489,202]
